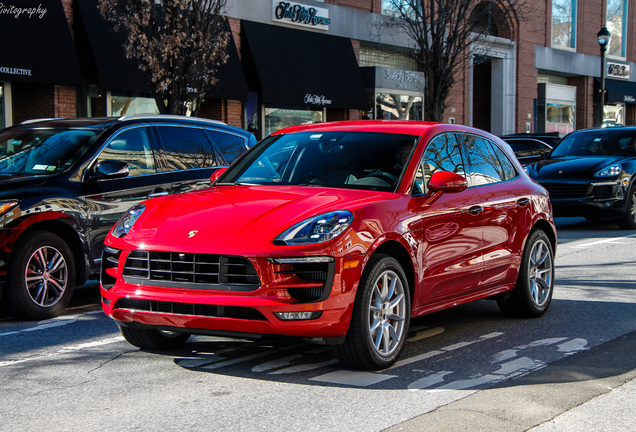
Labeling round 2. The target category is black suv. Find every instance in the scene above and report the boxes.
[0,115,256,319]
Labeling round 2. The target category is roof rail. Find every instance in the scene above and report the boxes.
[117,114,226,125]
[19,118,62,125]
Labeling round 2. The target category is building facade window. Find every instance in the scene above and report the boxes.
[607,0,628,58]
[359,44,417,70]
[551,0,577,50]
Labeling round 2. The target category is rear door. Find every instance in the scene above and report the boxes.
[461,133,525,289]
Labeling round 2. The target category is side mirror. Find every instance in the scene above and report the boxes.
[428,170,468,193]
[94,160,129,180]
[210,167,228,184]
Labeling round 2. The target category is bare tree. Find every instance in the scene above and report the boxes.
[381,0,523,122]
[98,0,230,116]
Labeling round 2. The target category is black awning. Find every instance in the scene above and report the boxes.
[75,0,247,100]
[0,0,81,86]
[242,21,368,110]
[75,0,152,93]
[600,78,636,104]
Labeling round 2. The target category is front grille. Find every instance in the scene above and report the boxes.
[114,298,266,320]
[543,183,589,199]
[123,251,260,291]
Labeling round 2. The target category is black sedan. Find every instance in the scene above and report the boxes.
[0,115,255,319]
[525,127,636,229]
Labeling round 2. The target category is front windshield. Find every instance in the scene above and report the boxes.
[551,130,636,158]
[0,128,99,175]
[220,131,418,191]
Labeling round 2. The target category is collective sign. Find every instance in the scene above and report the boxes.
[273,1,330,30]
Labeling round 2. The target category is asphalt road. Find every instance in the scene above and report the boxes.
[1,217,635,431]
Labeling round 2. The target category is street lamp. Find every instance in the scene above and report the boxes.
[597,27,611,127]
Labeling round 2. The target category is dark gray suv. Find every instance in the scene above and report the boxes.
[0,115,255,319]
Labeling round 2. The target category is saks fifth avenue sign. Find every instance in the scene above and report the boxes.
[273,1,330,30]
[304,94,332,106]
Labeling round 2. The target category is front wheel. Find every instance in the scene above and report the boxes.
[498,230,554,318]
[616,183,636,229]
[334,254,410,370]
[120,326,190,350]
[6,231,75,320]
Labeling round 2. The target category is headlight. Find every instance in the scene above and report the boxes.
[275,211,353,245]
[111,204,145,238]
[595,164,622,177]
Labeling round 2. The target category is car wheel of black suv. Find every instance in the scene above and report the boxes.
[6,231,76,320]
[616,183,636,230]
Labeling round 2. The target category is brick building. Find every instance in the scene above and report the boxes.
[1,0,636,138]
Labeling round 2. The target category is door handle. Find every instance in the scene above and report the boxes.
[517,197,531,206]
[469,205,483,215]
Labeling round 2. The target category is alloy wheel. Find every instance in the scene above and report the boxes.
[367,269,407,357]
[24,246,68,307]
[528,239,553,308]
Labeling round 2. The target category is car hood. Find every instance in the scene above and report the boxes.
[123,185,393,255]
[532,156,624,180]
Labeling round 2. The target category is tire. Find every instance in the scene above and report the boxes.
[498,230,554,318]
[120,325,190,350]
[616,183,636,229]
[6,231,75,320]
[334,254,410,370]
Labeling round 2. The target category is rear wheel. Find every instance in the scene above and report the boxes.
[120,326,190,350]
[334,254,410,370]
[6,231,75,320]
[616,183,636,229]
[498,230,554,318]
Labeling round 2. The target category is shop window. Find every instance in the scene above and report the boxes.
[546,103,575,135]
[264,107,323,137]
[603,104,625,127]
[551,0,577,50]
[374,93,423,120]
[111,96,159,116]
[359,44,417,70]
[607,0,628,58]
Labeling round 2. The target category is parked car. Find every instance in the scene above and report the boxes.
[0,115,256,320]
[524,127,636,229]
[501,133,560,166]
[101,121,556,370]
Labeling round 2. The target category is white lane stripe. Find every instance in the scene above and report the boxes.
[569,234,636,248]
[0,336,124,368]
[0,310,104,337]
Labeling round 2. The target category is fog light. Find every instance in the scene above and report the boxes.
[274,311,322,320]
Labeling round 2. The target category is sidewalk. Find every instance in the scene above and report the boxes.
[384,330,636,432]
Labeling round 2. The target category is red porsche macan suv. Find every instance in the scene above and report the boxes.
[101,121,556,370]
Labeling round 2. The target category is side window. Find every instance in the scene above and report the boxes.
[155,126,220,171]
[415,133,465,194]
[205,130,248,164]
[97,127,155,177]
[463,135,517,185]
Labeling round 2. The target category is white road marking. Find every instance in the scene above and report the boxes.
[569,234,636,248]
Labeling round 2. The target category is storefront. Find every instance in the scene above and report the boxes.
[75,0,247,119]
[361,67,424,120]
[601,65,636,127]
[0,0,81,126]
[537,83,576,135]
[241,20,368,138]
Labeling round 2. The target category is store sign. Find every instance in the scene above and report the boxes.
[372,67,425,93]
[385,68,419,89]
[0,66,32,76]
[273,1,330,30]
[607,62,631,80]
[304,94,332,106]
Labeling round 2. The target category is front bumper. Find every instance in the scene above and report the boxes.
[541,180,629,219]
[101,247,365,339]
